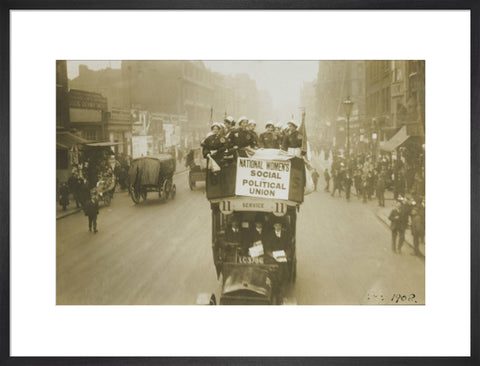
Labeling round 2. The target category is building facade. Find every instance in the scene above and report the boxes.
[68,89,108,142]
[315,61,366,151]
[69,61,272,148]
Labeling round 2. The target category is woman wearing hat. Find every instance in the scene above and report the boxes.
[223,116,235,134]
[246,120,259,148]
[227,116,253,152]
[201,122,227,160]
[281,120,303,156]
[259,121,280,149]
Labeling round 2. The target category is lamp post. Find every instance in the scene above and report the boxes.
[342,96,354,159]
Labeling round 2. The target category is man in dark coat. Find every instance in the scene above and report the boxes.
[67,173,80,208]
[376,171,386,207]
[388,199,409,253]
[59,182,69,211]
[410,202,425,256]
[84,193,99,233]
[249,219,267,247]
[324,168,330,192]
[366,171,375,200]
[78,178,90,208]
[259,122,280,148]
[311,169,320,191]
[354,170,362,198]
[264,221,291,259]
[344,173,353,201]
[331,168,345,197]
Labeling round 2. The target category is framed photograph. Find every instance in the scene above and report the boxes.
[3,2,477,364]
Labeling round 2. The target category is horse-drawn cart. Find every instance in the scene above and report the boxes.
[128,154,176,204]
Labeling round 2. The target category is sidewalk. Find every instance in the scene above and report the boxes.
[56,166,188,220]
[309,152,425,258]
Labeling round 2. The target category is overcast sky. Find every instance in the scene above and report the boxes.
[67,60,318,120]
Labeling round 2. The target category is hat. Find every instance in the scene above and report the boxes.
[287,120,298,128]
[224,116,234,123]
[238,116,248,124]
[211,122,221,130]
[248,119,256,126]
[219,122,226,129]
[265,121,274,128]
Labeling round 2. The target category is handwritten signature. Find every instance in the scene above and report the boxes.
[367,293,418,304]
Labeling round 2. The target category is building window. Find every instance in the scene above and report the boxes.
[83,130,97,141]
[386,86,391,112]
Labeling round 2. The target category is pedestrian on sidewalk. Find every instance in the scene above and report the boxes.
[331,169,342,197]
[84,191,99,233]
[67,173,81,208]
[312,169,320,191]
[344,173,353,201]
[388,201,403,253]
[376,171,386,207]
[59,182,70,211]
[324,168,330,192]
[78,178,90,208]
[354,170,362,198]
[366,171,375,200]
[361,174,368,203]
[410,201,425,256]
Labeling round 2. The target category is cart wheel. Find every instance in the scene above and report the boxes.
[104,194,111,206]
[129,185,140,204]
[140,190,147,201]
[163,179,172,201]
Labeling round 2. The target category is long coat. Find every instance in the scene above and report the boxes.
[264,229,291,257]
[282,130,303,150]
[84,199,99,217]
[410,207,425,236]
[259,131,280,149]
[388,208,402,231]
[201,133,226,158]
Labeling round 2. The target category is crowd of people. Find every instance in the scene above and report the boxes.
[323,151,425,205]
[320,149,425,256]
[200,116,305,169]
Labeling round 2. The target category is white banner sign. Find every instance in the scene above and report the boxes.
[131,136,148,159]
[219,198,287,216]
[235,158,291,200]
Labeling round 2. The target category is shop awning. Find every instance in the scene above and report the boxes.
[85,141,123,147]
[56,131,91,149]
[380,126,410,152]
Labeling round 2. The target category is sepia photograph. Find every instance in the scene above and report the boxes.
[56,60,425,305]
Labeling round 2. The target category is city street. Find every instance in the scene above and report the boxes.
[56,169,425,305]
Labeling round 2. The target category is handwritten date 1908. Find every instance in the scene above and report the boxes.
[391,294,417,303]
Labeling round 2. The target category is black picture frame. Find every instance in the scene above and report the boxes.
[1,1,478,365]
